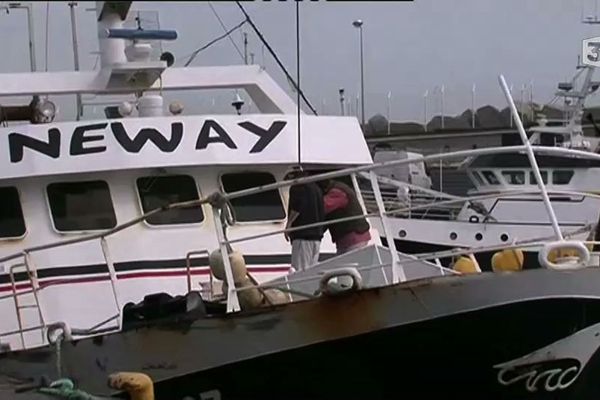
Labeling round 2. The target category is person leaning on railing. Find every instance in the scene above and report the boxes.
[317,178,371,255]
[284,167,325,272]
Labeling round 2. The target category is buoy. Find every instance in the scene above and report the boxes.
[222,277,264,310]
[263,288,290,305]
[491,248,524,272]
[108,372,154,400]
[237,277,264,309]
[453,256,479,274]
[209,249,247,283]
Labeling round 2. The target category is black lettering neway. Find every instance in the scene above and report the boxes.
[70,123,108,156]
[239,120,286,153]
[8,119,287,163]
[195,119,237,150]
[111,122,183,153]
[9,129,61,163]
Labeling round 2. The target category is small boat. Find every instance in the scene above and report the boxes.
[364,64,600,270]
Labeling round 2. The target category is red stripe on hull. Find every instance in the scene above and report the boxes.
[0,266,291,293]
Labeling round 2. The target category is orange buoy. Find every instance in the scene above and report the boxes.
[453,256,479,274]
[108,372,154,400]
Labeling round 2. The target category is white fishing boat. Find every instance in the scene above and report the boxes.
[0,0,379,352]
[3,3,600,400]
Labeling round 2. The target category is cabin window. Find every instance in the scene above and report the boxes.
[472,172,485,185]
[136,175,204,225]
[47,181,117,232]
[221,172,286,222]
[0,187,26,238]
[481,171,500,185]
[529,170,548,184]
[552,170,574,185]
[502,170,525,185]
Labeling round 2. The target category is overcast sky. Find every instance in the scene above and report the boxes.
[1,0,600,122]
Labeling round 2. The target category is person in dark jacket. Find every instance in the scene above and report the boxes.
[284,169,325,271]
[317,178,371,254]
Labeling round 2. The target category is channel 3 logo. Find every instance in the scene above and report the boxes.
[583,37,600,67]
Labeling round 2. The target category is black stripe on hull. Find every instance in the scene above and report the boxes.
[154,298,600,400]
[0,253,337,285]
[382,237,542,271]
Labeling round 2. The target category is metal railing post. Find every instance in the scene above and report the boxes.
[22,252,46,345]
[499,75,563,241]
[212,205,240,313]
[351,173,367,214]
[9,261,27,348]
[185,250,209,295]
[369,171,406,283]
[100,237,122,320]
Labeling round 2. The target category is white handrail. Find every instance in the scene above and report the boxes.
[499,75,562,240]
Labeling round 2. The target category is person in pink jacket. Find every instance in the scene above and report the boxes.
[317,179,371,254]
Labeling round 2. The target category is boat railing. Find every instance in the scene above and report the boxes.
[222,222,598,304]
[185,249,212,299]
[2,143,595,269]
[380,188,600,224]
[356,172,466,221]
[2,144,600,349]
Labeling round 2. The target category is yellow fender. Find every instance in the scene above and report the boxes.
[108,372,154,400]
[453,256,479,274]
[491,249,524,272]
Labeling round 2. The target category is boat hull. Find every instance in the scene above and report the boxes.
[155,297,600,399]
[3,268,600,399]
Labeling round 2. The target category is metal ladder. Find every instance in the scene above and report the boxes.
[9,252,46,349]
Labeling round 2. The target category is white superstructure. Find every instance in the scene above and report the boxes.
[0,1,373,351]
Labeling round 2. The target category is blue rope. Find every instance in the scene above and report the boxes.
[38,378,100,400]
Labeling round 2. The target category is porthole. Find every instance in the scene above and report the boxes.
[500,233,509,242]
[450,232,458,240]
[399,230,407,238]
[475,233,483,241]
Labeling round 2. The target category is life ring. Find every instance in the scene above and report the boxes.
[317,268,363,296]
[538,241,590,270]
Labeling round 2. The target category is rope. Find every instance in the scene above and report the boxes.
[235,1,318,115]
[38,379,101,399]
[54,335,62,379]
[183,19,248,67]
[207,1,245,61]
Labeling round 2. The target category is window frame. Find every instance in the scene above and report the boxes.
[471,171,485,186]
[481,170,501,185]
[218,170,287,225]
[0,186,27,241]
[134,174,206,228]
[529,170,548,185]
[501,170,526,185]
[45,179,117,234]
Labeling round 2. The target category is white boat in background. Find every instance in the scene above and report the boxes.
[363,64,600,269]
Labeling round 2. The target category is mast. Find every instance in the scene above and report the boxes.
[68,2,82,120]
